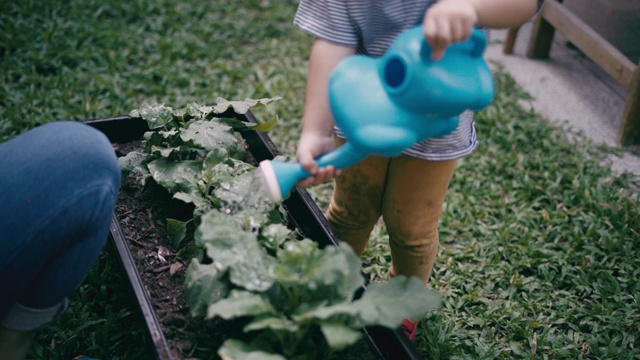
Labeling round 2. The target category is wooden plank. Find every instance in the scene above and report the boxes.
[542,0,636,89]
[564,0,640,63]
[618,61,640,145]
[527,3,557,59]
[502,26,520,55]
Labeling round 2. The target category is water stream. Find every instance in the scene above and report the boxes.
[214,168,280,231]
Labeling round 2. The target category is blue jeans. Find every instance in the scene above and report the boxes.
[0,122,121,331]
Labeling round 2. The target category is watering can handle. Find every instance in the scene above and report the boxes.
[313,142,368,170]
[469,29,487,57]
[420,27,487,59]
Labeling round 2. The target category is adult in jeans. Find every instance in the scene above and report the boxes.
[0,121,121,360]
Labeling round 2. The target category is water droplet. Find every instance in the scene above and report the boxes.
[213,169,278,222]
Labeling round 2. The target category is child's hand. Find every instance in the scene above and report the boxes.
[423,0,479,60]
[296,130,341,187]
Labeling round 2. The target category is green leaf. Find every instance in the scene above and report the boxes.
[203,159,255,192]
[259,224,291,251]
[195,210,241,248]
[149,145,183,158]
[218,339,286,360]
[207,290,275,320]
[147,158,202,194]
[180,120,243,158]
[219,115,279,133]
[184,259,229,317]
[134,103,175,129]
[244,316,300,333]
[296,276,440,331]
[172,191,213,214]
[118,151,149,173]
[274,241,364,304]
[294,302,361,325]
[320,323,362,350]
[209,163,270,218]
[118,151,151,185]
[249,115,279,133]
[157,128,180,138]
[204,147,230,166]
[184,102,215,120]
[166,218,192,248]
[213,96,282,115]
[197,211,276,291]
[355,276,441,328]
[142,131,166,152]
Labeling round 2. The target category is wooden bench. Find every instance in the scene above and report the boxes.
[503,0,640,145]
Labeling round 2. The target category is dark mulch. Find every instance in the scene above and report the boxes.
[113,141,235,359]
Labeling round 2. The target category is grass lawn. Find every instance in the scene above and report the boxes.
[2,0,638,359]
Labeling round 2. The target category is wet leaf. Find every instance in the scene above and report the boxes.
[207,290,275,320]
[184,259,229,317]
[213,96,281,115]
[218,339,286,360]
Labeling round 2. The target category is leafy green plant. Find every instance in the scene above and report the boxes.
[122,99,442,359]
[120,98,279,245]
[189,210,439,359]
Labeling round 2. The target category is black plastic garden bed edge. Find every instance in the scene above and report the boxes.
[84,110,422,360]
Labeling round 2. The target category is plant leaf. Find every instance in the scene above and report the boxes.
[118,151,151,185]
[180,119,243,158]
[259,224,291,251]
[296,276,440,330]
[149,145,183,158]
[184,102,215,120]
[184,259,229,317]
[118,151,149,173]
[172,191,212,214]
[207,290,275,320]
[197,210,276,291]
[166,218,191,248]
[355,276,441,328]
[219,115,279,133]
[274,240,364,305]
[249,115,279,133]
[218,339,286,360]
[134,103,175,129]
[243,316,300,333]
[213,96,281,115]
[147,158,202,194]
[320,323,362,350]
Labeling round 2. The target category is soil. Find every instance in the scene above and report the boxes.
[112,141,377,360]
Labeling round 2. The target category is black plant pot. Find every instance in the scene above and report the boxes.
[85,109,422,360]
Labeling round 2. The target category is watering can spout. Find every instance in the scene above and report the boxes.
[259,143,367,202]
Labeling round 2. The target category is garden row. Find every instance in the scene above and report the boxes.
[86,99,437,359]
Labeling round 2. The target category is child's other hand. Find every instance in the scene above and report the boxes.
[296,131,341,187]
[423,0,478,60]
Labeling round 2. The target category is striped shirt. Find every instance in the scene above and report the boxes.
[294,0,479,161]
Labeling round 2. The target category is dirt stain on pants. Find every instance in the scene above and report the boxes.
[326,137,457,284]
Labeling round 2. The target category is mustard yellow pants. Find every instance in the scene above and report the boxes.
[326,137,457,284]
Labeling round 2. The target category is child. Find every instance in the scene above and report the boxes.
[292,0,541,340]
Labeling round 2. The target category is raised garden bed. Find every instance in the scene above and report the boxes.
[85,106,424,360]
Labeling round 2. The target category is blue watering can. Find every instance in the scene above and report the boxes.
[259,26,495,202]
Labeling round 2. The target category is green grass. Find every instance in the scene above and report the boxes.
[413,69,640,359]
[27,241,153,359]
[2,0,638,359]
[0,0,309,148]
